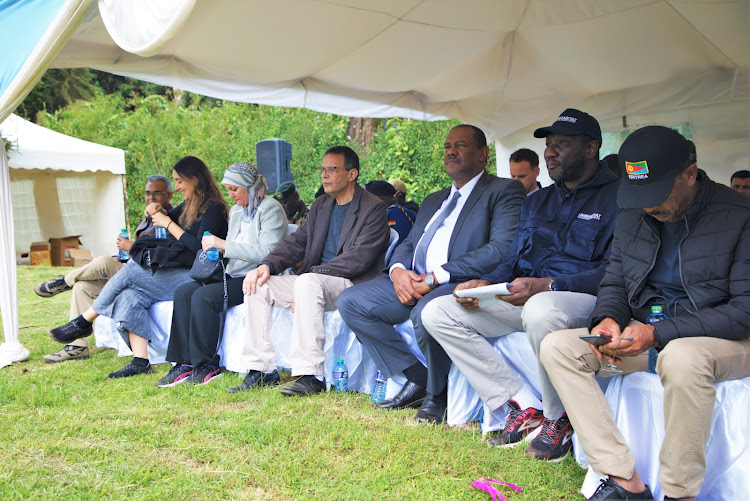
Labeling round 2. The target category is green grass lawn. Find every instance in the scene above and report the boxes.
[1,265,587,500]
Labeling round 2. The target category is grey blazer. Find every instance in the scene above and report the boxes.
[389,170,525,283]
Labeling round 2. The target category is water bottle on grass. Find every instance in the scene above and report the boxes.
[203,231,220,261]
[645,305,668,374]
[118,229,130,261]
[333,359,349,393]
[370,370,387,403]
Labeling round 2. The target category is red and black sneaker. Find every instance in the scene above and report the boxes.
[525,413,574,462]
[487,400,544,448]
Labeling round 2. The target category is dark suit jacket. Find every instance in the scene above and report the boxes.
[389,171,525,283]
[264,184,390,285]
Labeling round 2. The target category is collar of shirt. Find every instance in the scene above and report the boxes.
[417,170,484,282]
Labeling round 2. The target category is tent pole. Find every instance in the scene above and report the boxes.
[0,139,28,368]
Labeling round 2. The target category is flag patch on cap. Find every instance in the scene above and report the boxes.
[626,160,649,177]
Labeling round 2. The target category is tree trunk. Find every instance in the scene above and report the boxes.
[347,117,377,149]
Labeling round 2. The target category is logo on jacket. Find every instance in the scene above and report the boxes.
[577,213,601,221]
[625,160,649,180]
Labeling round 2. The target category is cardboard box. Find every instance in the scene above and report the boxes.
[49,235,82,266]
[69,249,94,267]
[30,242,51,266]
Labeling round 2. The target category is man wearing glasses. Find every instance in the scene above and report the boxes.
[238,146,389,395]
[35,175,173,363]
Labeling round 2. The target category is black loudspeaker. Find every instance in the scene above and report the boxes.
[256,139,293,192]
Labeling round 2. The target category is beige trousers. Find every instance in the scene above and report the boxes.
[63,256,124,347]
[243,273,353,376]
[541,324,750,498]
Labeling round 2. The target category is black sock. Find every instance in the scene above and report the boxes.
[132,356,149,367]
[402,362,428,387]
[73,315,92,328]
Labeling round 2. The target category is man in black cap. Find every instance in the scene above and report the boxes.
[365,180,416,243]
[273,181,308,224]
[541,126,750,500]
[421,109,619,458]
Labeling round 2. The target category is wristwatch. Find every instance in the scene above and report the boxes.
[548,279,558,292]
[425,273,438,290]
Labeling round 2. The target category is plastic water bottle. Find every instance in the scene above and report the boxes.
[203,231,220,261]
[370,370,387,403]
[332,359,349,393]
[155,225,167,239]
[118,229,130,261]
[645,305,668,374]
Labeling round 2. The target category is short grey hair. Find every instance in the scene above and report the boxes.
[146,175,172,193]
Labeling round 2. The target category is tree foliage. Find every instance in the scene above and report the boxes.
[35,92,494,231]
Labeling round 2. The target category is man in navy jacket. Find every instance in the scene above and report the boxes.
[338,124,526,424]
[422,109,619,461]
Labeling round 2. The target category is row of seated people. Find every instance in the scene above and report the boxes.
[37,109,749,501]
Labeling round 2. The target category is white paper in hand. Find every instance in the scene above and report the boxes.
[454,283,511,306]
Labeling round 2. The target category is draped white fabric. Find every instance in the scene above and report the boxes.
[0,140,27,368]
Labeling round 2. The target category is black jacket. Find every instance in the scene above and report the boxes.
[590,171,750,348]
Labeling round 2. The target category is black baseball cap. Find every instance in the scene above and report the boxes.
[617,126,692,209]
[534,108,602,145]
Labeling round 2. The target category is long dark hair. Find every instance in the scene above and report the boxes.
[172,156,228,228]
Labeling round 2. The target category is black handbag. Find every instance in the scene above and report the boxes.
[189,250,226,284]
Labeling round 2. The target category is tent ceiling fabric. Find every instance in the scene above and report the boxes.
[48,0,747,142]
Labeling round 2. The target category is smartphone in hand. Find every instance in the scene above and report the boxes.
[579,334,634,347]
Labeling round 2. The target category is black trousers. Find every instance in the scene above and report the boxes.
[166,277,245,367]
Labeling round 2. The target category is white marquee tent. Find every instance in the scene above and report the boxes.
[1,0,748,365]
[1,113,126,258]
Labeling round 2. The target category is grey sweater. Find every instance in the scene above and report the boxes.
[225,197,288,278]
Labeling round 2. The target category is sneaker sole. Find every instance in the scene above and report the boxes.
[489,425,543,449]
[192,373,223,385]
[156,374,193,388]
[524,446,571,463]
[43,354,89,364]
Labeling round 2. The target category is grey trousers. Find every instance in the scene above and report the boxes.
[541,326,750,499]
[422,291,596,417]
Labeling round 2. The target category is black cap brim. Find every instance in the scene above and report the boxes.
[617,175,676,209]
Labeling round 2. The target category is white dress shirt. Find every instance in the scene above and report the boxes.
[390,170,484,285]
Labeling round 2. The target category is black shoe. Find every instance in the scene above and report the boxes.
[184,364,222,385]
[588,478,653,500]
[108,361,154,379]
[35,277,72,297]
[280,375,326,397]
[49,319,93,344]
[227,370,280,393]
[376,381,426,410]
[415,392,447,424]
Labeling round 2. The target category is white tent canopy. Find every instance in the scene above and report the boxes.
[1,0,748,363]
[1,113,126,257]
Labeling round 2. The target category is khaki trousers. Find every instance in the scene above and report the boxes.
[422,291,596,412]
[243,273,353,376]
[63,256,124,347]
[541,325,750,498]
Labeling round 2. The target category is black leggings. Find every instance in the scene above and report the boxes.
[166,277,245,367]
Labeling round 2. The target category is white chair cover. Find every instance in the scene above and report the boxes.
[575,372,750,500]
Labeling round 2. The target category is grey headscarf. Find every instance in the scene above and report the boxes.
[221,162,266,221]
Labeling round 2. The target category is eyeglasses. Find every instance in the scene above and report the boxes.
[318,166,343,175]
[145,191,168,197]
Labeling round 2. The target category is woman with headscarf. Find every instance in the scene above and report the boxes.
[155,162,288,387]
